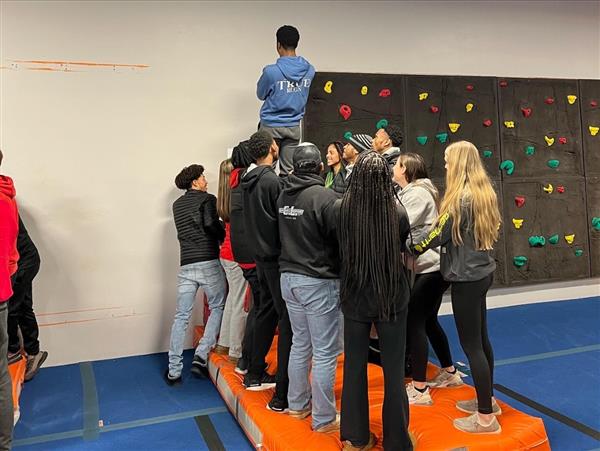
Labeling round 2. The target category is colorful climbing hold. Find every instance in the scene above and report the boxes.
[466,103,474,113]
[499,80,508,88]
[543,184,554,194]
[591,217,600,231]
[544,136,555,146]
[343,131,353,140]
[379,89,391,98]
[548,234,559,245]
[591,100,598,108]
[545,97,555,105]
[564,234,575,245]
[376,119,388,129]
[466,84,474,91]
[324,81,333,94]
[361,85,368,95]
[557,185,565,193]
[525,145,535,156]
[448,123,461,133]
[482,150,493,158]
[504,121,515,128]
[419,92,429,101]
[574,249,584,257]
[416,136,428,145]
[430,105,440,113]
[567,95,577,104]
[483,119,493,127]
[528,236,546,247]
[547,159,560,169]
[515,196,526,208]
[521,107,532,118]
[436,132,448,143]
[589,126,599,136]
[500,160,515,175]
[339,104,352,120]
[558,137,567,144]
[512,218,524,229]
[513,256,528,268]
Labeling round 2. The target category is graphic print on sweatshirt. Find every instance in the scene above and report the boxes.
[279,205,305,219]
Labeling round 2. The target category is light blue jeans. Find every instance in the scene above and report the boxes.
[281,272,340,430]
[168,260,226,378]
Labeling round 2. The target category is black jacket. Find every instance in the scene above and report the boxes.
[16,216,40,273]
[278,173,340,279]
[412,201,496,282]
[229,168,254,265]
[331,170,348,195]
[241,164,282,263]
[172,190,225,266]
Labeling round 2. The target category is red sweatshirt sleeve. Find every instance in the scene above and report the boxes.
[0,197,19,301]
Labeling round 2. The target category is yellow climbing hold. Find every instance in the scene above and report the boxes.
[564,234,575,245]
[512,219,524,229]
[361,85,368,95]
[590,126,599,136]
[567,95,577,105]
[543,184,554,194]
[419,92,429,101]
[324,81,333,94]
[466,103,474,113]
[504,121,515,128]
[545,136,555,146]
[448,123,461,133]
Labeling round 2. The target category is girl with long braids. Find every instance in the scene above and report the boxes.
[412,141,502,434]
[339,152,413,451]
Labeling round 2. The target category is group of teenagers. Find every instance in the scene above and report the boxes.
[164,25,502,451]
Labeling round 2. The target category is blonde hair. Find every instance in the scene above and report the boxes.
[438,141,501,250]
[217,159,233,223]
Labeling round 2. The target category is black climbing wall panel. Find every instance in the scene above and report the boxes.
[580,79,600,176]
[587,177,600,277]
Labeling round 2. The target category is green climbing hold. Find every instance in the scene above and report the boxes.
[574,249,584,257]
[525,145,535,156]
[548,234,559,245]
[547,159,560,169]
[376,119,388,129]
[513,256,528,268]
[343,131,353,140]
[416,136,428,145]
[591,217,600,231]
[482,150,493,158]
[500,160,515,175]
[436,132,448,143]
[528,236,546,247]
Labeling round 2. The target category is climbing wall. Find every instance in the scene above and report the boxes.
[304,72,599,287]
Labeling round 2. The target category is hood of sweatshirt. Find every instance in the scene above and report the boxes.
[0,176,16,199]
[400,178,439,201]
[241,164,275,191]
[276,56,312,82]
[282,173,324,196]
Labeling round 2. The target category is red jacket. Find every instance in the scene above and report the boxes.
[0,175,19,302]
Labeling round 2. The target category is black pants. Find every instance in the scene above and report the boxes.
[7,258,41,355]
[451,274,494,414]
[407,272,452,382]
[341,315,412,451]
[240,267,259,365]
[250,262,292,400]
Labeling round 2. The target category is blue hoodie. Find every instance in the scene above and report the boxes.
[257,56,316,127]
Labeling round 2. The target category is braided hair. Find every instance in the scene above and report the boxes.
[339,151,404,321]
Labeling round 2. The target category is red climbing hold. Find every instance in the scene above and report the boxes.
[557,186,565,193]
[591,100,598,108]
[521,107,532,118]
[339,104,352,120]
[466,84,474,91]
[379,89,391,98]
[430,105,440,113]
[545,97,555,105]
[559,137,567,144]
[483,119,493,127]
[499,80,508,87]
[515,196,526,208]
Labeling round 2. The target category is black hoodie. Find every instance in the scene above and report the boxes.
[241,164,282,263]
[278,173,340,279]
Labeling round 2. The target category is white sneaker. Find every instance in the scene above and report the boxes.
[406,382,433,406]
[427,369,463,388]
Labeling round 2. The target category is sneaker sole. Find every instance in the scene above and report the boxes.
[453,421,502,434]
[456,404,502,416]
[24,352,48,382]
[266,403,288,413]
[289,410,311,420]
[409,399,434,406]
[234,368,248,375]
[245,383,276,392]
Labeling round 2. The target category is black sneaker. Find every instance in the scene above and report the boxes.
[267,394,288,413]
[190,356,209,378]
[164,369,182,386]
[243,372,276,391]
[235,357,248,375]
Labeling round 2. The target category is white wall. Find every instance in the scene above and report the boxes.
[1,1,599,366]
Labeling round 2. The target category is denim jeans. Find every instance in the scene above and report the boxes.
[217,259,248,359]
[280,272,340,430]
[168,260,226,378]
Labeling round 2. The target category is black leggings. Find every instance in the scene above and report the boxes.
[341,316,412,451]
[407,271,452,383]
[451,274,495,414]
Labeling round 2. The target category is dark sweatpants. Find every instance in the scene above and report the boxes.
[8,257,41,355]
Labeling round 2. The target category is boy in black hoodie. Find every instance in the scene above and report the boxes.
[241,131,292,412]
[278,143,341,432]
